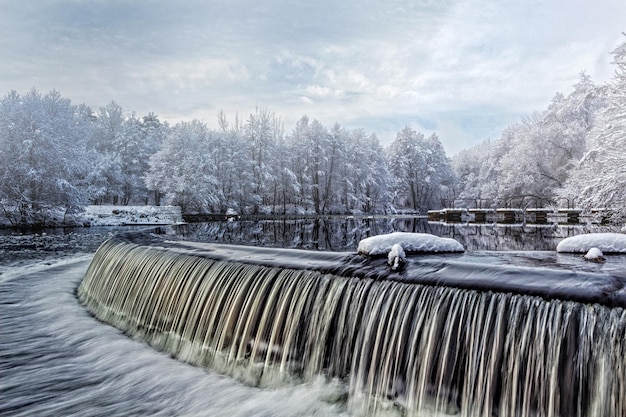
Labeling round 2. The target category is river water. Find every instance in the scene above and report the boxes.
[1,216,622,264]
[1,217,625,416]
[170,216,621,252]
[0,258,351,417]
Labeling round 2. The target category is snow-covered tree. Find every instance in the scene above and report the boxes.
[288,117,340,214]
[90,101,125,204]
[322,123,349,213]
[244,108,278,213]
[288,116,315,212]
[496,74,602,207]
[285,118,393,214]
[561,38,626,221]
[344,130,393,213]
[452,139,497,207]
[87,104,168,206]
[421,133,458,208]
[145,120,222,213]
[387,127,456,212]
[140,113,169,205]
[115,112,167,205]
[455,71,604,209]
[212,112,244,213]
[0,89,95,225]
[268,129,300,214]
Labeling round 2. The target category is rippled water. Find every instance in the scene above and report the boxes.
[0,226,152,273]
[0,259,350,417]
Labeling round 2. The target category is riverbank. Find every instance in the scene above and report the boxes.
[0,205,184,229]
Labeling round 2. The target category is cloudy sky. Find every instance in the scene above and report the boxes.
[1,0,624,155]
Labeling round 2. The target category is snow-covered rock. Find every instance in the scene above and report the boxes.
[556,233,626,254]
[358,232,464,256]
[584,247,605,262]
[387,243,406,271]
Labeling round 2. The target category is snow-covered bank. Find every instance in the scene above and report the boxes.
[0,205,184,228]
[83,205,184,226]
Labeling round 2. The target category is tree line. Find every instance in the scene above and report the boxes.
[453,39,626,223]
[0,92,456,226]
[1,38,624,226]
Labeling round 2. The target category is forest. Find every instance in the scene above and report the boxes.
[0,40,624,227]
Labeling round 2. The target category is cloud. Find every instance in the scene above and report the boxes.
[303,85,346,99]
[1,0,625,155]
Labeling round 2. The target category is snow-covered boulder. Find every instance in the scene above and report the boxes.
[358,232,464,256]
[584,247,605,263]
[387,243,406,271]
[556,233,626,254]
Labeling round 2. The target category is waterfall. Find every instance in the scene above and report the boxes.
[78,235,626,417]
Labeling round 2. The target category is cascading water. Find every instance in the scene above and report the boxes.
[77,235,626,417]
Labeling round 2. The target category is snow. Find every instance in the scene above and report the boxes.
[387,243,406,271]
[358,232,464,256]
[556,233,626,254]
[83,205,184,226]
[388,243,406,263]
[584,247,604,261]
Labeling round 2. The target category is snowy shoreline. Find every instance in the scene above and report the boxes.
[81,205,184,226]
[0,204,184,229]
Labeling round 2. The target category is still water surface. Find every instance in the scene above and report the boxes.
[2,217,624,280]
[171,216,621,252]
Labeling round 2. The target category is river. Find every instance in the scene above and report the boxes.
[1,217,625,416]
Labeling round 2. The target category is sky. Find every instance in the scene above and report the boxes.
[1,0,624,155]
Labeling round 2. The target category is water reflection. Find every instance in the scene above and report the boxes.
[171,217,622,252]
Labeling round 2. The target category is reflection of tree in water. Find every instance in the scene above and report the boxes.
[171,218,621,252]
[173,217,392,251]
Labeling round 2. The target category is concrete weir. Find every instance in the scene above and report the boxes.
[78,234,626,417]
[428,207,606,225]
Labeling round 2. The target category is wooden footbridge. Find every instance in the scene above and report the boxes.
[427,208,594,225]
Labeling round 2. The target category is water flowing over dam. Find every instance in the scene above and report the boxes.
[77,234,626,417]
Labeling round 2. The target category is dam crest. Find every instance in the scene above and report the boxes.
[77,234,626,416]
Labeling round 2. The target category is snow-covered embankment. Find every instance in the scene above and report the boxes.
[83,205,183,226]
